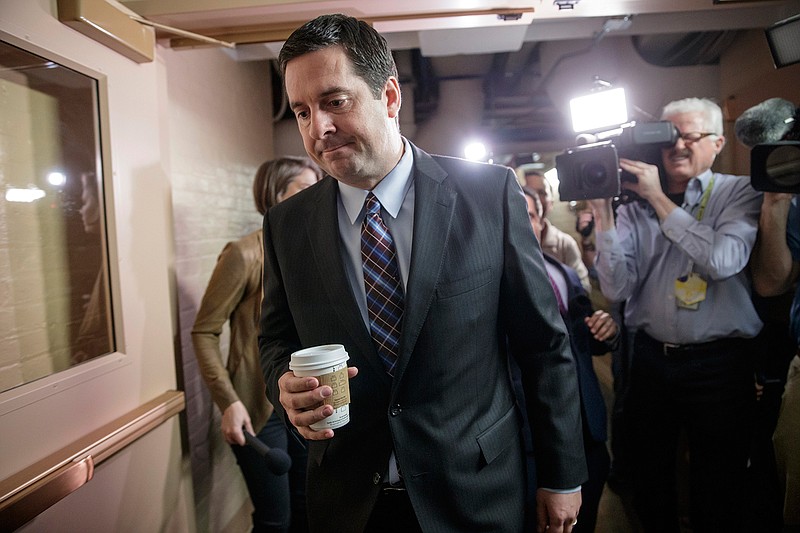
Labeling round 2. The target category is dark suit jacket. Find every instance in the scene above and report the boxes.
[259,142,587,532]
[543,254,610,443]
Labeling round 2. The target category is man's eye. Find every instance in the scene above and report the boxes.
[329,99,346,108]
[295,110,309,120]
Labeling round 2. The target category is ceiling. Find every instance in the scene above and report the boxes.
[121,0,800,164]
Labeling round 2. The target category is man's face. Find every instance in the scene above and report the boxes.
[284,46,402,189]
[525,174,553,217]
[661,111,724,189]
[525,194,544,241]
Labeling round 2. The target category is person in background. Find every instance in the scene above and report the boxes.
[519,186,617,533]
[523,169,592,293]
[589,97,763,532]
[575,207,597,277]
[192,156,321,533]
[575,202,633,495]
[260,13,586,533]
[72,171,112,364]
[750,190,800,531]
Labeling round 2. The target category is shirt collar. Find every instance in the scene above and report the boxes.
[338,138,414,224]
[685,168,714,204]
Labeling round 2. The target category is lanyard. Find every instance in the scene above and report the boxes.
[694,175,715,221]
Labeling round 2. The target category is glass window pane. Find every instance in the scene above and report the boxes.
[0,39,114,393]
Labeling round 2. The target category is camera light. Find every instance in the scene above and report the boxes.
[570,87,628,133]
[464,141,488,161]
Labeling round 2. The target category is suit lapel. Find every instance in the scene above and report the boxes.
[305,179,379,371]
[393,146,457,384]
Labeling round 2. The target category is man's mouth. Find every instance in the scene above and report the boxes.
[319,141,350,155]
[667,151,690,163]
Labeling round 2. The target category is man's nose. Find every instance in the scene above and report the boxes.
[309,111,334,139]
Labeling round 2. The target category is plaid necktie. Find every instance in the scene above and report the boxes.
[361,193,404,376]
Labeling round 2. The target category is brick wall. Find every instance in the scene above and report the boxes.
[162,46,273,532]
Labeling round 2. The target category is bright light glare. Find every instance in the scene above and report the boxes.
[47,171,67,186]
[570,87,628,133]
[464,141,487,161]
[544,167,560,198]
[6,187,46,203]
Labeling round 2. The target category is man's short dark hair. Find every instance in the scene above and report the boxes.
[278,13,398,99]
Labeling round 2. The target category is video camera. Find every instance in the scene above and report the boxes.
[555,121,678,201]
[734,97,800,193]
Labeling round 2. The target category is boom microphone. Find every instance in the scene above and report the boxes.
[734,97,798,147]
[244,431,292,475]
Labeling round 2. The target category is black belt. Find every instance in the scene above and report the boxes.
[638,331,747,358]
[379,484,407,494]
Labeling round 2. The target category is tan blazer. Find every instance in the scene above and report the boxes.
[192,229,272,433]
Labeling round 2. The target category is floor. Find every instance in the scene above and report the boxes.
[592,353,644,533]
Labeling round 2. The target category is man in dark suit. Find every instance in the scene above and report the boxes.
[518,187,616,533]
[259,14,586,533]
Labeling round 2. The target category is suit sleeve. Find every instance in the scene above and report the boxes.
[499,170,589,489]
[258,210,302,420]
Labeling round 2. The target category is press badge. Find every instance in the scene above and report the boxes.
[674,273,707,310]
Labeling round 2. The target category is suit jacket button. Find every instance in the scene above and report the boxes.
[373,473,381,485]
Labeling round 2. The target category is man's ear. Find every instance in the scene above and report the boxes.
[385,76,401,119]
[714,134,726,154]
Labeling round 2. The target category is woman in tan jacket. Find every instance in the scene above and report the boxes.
[192,157,321,532]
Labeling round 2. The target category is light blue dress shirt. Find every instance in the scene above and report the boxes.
[595,169,763,344]
[336,138,415,326]
[335,138,414,485]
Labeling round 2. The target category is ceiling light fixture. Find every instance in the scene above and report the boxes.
[554,0,580,10]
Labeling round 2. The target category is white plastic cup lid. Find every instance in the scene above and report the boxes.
[289,344,349,372]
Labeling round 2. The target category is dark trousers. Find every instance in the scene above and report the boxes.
[609,309,634,484]
[231,412,309,533]
[574,437,610,533]
[628,331,756,533]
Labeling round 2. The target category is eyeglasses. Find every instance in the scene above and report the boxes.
[678,131,716,143]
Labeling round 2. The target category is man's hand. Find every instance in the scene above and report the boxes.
[278,367,359,440]
[619,158,678,222]
[585,310,617,342]
[753,192,798,297]
[221,400,252,446]
[536,489,582,533]
[587,198,614,233]
[618,158,663,202]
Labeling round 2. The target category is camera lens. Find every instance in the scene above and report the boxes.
[581,162,608,186]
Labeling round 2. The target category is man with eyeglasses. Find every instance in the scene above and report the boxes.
[588,97,763,532]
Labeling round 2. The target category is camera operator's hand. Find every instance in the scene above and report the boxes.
[752,192,798,297]
[587,198,614,232]
[619,158,677,222]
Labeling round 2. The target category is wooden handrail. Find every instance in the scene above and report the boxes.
[0,390,185,531]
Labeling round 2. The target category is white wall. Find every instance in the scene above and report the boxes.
[1,2,276,532]
[0,0,193,531]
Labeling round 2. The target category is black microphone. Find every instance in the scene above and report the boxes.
[243,431,292,475]
[734,97,797,147]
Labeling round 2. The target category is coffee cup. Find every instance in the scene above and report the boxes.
[290,344,351,430]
